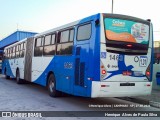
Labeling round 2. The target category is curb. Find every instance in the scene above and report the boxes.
[149,101,160,108]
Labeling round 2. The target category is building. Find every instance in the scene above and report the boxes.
[0,30,37,49]
[0,30,37,72]
[0,30,37,55]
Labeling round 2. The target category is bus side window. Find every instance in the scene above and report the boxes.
[9,48,12,59]
[14,46,16,58]
[3,50,5,59]
[16,45,19,58]
[77,23,91,40]
[69,29,74,42]
[19,42,25,58]
[51,34,56,44]
[56,28,74,55]
[34,37,43,56]
[8,48,10,59]
[11,47,13,59]
[43,34,56,56]
[20,43,23,57]
[7,49,8,59]
[19,43,22,58]
[13,47,15,58]
[5,49,8,59]
[22,42,26,57]
[18,44,21,58]
[11,47,14,59]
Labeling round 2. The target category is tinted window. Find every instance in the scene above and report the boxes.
[4,49,7,59]
[19,42,25,58]
[13,47,15,53]
[69,29,74,41]
[8,48,10,58]
[35,38,42,47]
[16,45,19,58]
[23,42,26,50]
[11,48,13,53]
[77,23,91,40]
[10,48,12,58]
[45,35,51,45]
[34,37,43,56]
[21,43,23,50]
[43,34,56,56]
[19,43,23,57]
[60,30,69,43]
[43,45,56,56]
[51,34,56,44]
[12,46,15,58]
[19,44,21,50]
[16,45,19,51]
[56,28,74,55]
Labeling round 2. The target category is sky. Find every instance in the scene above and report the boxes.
[0,0,160,40]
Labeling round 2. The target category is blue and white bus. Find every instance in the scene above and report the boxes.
[2,13,153,98]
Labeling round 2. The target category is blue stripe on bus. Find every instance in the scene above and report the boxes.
[2,60,15,78]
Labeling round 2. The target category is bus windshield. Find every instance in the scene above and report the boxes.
[103,16,150,55]
[104,18,149,44]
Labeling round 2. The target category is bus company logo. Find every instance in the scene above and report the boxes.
[112,20,125,27]
[64,62,73,69]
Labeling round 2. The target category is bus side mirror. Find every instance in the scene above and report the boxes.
[147,19,151,22]
[95,19,100,26]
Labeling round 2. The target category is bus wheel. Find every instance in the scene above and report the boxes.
[5,69,10,79]
[16,69,23,84]
[47,74,61,97]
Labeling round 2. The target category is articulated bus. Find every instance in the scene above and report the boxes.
[2,13,153,98]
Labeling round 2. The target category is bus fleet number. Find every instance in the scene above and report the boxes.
[109,55,123,61]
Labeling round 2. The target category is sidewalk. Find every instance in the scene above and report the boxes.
[137,89,160,103]
[133,89,160,108]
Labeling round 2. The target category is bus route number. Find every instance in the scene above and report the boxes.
[139,56,148,67]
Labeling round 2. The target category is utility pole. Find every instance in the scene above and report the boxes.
[112,0,114,13]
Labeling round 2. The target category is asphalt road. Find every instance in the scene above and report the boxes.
[0,75,159,120]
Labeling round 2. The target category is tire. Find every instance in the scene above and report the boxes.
[16,69,23,84]
[47,74,61,97]
[5,69,10,79]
